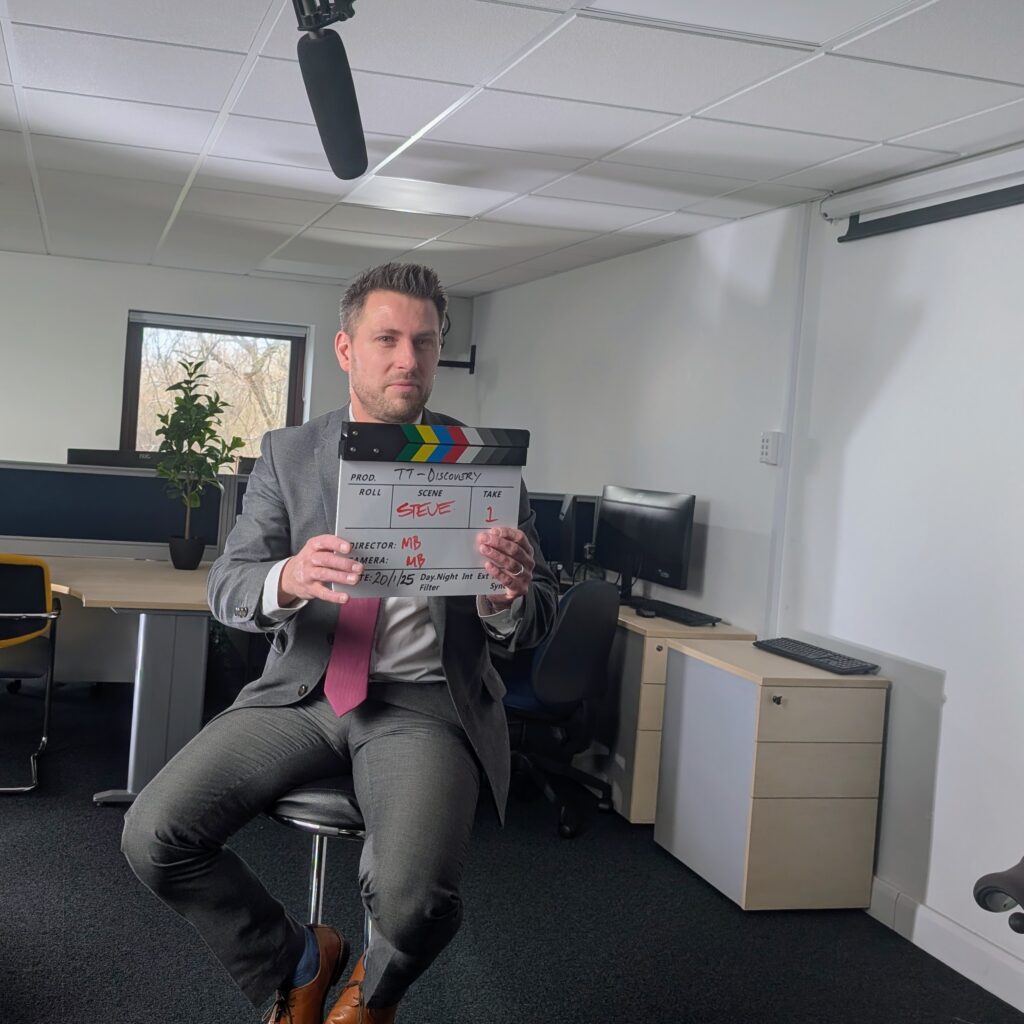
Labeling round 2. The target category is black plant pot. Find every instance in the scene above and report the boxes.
[169,536,205,570]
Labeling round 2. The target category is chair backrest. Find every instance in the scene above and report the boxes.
[0,555,51,648]
[530,579,620,709]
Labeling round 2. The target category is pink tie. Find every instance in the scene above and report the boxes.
[323,597,382,716]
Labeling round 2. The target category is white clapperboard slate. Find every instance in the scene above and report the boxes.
[333,422,530,597]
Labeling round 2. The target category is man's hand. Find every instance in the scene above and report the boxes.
[279,534,363,606]
[477,527,534,607]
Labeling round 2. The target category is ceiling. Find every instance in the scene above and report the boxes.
[1,0,1023,296]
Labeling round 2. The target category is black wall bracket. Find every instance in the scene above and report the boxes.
[438,344,477,375]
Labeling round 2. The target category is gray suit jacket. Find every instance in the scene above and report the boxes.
[207,406,558,821]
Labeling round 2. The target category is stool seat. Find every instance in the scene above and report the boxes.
[270,775,365,835]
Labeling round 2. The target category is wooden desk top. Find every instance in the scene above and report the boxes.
[667,639,890,688]
[45,556,212,612]
[617,606,755,640]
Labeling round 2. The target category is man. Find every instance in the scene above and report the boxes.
[122,262,558,1024]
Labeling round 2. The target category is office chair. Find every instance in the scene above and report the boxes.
[498,579,620,838]
[0,554,61,794]
[974,856,1024,934]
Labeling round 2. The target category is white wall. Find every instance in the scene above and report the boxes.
[472,206,808,631]
[780,207,1024,1008]
[0,252,477,464]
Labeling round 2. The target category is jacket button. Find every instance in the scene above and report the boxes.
[327,632,335,645]
[298,684,308,696]
[235,605,249,617]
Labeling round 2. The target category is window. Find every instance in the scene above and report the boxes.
[120,311,307,461]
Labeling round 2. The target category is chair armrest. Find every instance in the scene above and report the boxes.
[0,611,61,620]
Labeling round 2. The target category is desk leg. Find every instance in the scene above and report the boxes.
[94,611,209,806]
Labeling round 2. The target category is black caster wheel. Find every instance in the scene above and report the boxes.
[6,680,22,695]
[557,807,581,839]
[597,799,613,813]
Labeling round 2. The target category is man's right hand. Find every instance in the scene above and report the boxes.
[278,534,363,606]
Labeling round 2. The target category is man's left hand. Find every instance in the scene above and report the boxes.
[478,527,534,605]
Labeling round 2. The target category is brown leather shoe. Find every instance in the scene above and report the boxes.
[265,925,350,1023]
[324,953,399,1024]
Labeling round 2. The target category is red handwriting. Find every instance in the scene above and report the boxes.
[400,535,422,550]
[405,553,426,568]
[485,505,498,523]
[396,500,455,519]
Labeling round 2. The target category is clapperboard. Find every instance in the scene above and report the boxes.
[334,423,530,597]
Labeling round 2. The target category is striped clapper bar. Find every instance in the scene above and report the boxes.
[340,422,529,466]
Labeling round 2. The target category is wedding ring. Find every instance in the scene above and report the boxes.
[509,561,525,577]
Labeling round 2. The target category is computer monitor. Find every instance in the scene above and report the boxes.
[593,484,695,602]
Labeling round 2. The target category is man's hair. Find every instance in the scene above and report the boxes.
[339,262,448,338]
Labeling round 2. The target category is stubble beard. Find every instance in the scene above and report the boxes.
[350,372,433,424]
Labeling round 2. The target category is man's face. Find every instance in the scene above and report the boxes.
[335,289,442,423]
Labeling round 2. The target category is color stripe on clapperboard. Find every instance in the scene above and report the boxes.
[341,423,529,466]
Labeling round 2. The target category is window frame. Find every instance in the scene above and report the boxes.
[119,310,308,453]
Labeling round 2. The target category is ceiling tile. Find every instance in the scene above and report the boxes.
[262,0,560,85]
[427,89,676,159]
[0,185,45,254]
[382,139,583,193]
[38,168,182,262]
[684,181,825,218]
[30,135,196,185]
[704,53,1024,142]
[776,143,957,191]
[254,260,349,284]
[316,204,467,238]
[0,33,11,85]
[403,239,552,284]
[195,155,349,202]
[343,176,515,218]
[23,90,217,152]
[233,58,470,138]
[7,0,265,52]
[838,0,1024,86]
[155,212,298,274]
[11,25,245,110]
[1,83,19,128]
[497,0,576,9]
[524,232,667,273]
[441,220,595,249]
[0,129,32,189]
[623,209,731,237]
[449,263,553,296]
[494,16,808,114]
[538,161,750,210]
[894,99,1024,157]
[274,227,420,275]
[610,117,867,180]
[212,114,401,173]
[486,194,667,231]
[584,1,914,46]
[181,187,332,226]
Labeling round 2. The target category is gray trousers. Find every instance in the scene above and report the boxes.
[121,685,481,1010]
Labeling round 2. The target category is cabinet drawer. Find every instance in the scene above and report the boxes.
[641,639,669,684]
[744,797,878,909]
[756,686,885,743]
[752,742,881,798]
[638,683,665,731]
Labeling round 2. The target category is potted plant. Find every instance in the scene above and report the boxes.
[156,359,245,570]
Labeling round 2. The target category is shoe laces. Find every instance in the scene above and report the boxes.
[263,991,296,1024]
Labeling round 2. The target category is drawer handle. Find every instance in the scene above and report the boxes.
[656,645,664,652]
[771,694,783,706]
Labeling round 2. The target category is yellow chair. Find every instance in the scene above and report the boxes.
[0,555,61,794]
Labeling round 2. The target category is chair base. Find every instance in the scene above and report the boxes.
[511,751,612,838]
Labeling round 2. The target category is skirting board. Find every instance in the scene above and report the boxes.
[869,876,1024,1013]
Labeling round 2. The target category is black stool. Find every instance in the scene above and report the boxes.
[268,775,372,949]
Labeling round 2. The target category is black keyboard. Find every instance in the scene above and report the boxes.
[753,637,879,675]
[629,599,721,627]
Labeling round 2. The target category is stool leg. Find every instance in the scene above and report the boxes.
[309,834,329,925]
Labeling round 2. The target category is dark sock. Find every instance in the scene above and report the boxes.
[288,926,320,989]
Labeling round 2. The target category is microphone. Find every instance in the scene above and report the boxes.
[293,1,368,180]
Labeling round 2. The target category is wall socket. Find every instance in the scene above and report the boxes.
[759,431,782,465]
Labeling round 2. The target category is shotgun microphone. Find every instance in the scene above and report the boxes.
[293,1,368,180]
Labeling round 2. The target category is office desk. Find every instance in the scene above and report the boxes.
[597,610,757,823]
[46,556,211,806]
